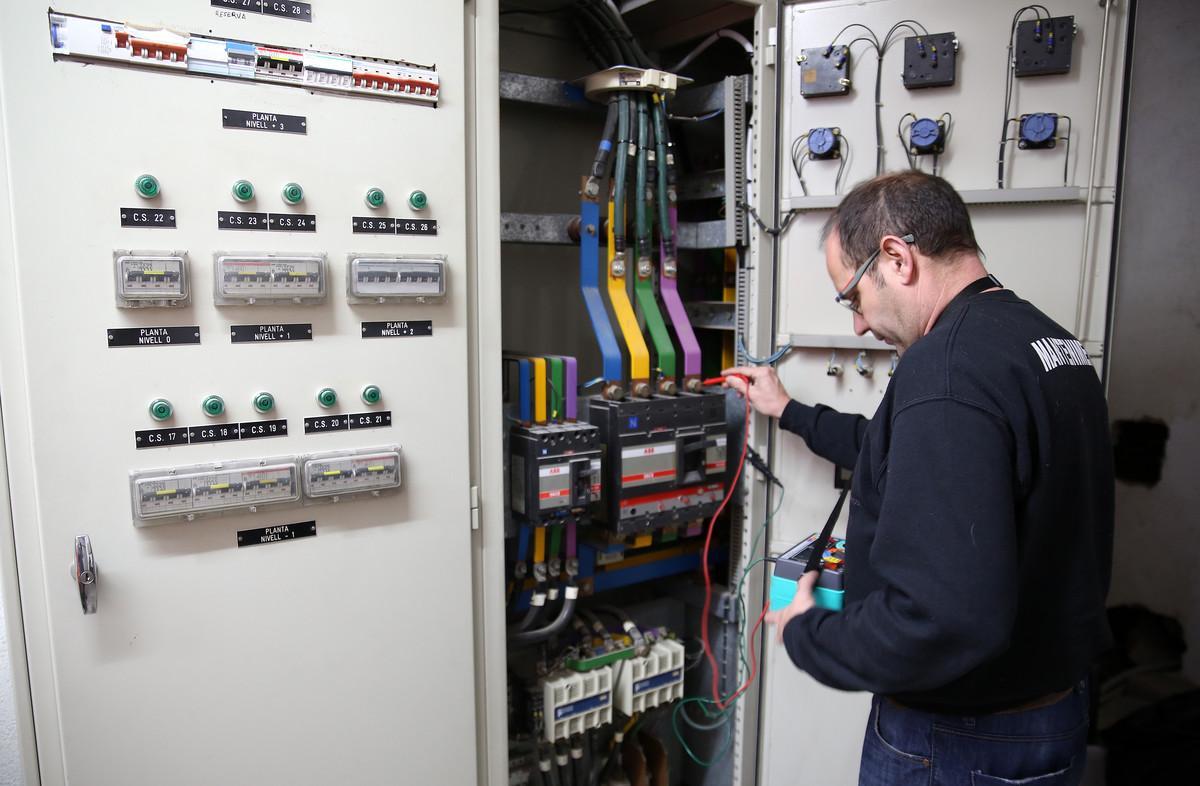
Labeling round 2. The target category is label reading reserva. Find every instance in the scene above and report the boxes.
[212,1,312,22]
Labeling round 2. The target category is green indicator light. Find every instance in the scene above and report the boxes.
[253,392,275,413]
[361,385,382,405]
[149,398,173,422]
[135,174,160,199]
[282,182,304,205]
[408,190,428,210]
[365,188,386,209]
[202,395,226,417]
[232,180,255,203]
[317,388,337,408]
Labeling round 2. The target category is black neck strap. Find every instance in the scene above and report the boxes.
[805,484,852,576]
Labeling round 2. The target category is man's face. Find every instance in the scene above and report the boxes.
[825,233,907,350]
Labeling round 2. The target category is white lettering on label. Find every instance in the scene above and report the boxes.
[1030,337,1092,373]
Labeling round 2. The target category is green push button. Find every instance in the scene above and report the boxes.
[232,179,256,203]
[135,174,160,199]
[361,385,382,405]
[253,392,275,414]
[202,395,226,417]
[281,182,304,205]
[317,388,337,408]
[149,398,173,422]
[408,189,428,210]
[365,188,386,209]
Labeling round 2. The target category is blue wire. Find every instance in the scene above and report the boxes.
[517,358,532,422]
[737,336,792,366]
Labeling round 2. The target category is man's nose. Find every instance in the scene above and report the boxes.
[853,312,870,336]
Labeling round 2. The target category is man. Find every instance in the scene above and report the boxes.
[724,172,1113,785]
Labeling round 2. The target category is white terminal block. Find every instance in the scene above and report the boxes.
[114,250,189,308]
[614,638,685,715]
[213,253,327,305]
[301,446,403,501]
[542,665,613,743]
[347,254,447,303]
[130,457,300,525]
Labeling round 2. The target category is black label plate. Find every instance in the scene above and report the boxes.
[268,213,317,232]
[262,1,312,21]
[352,216,395,234]
[348,411,392,430]
[237,520,316,548]
[240,419,289,440]
[108,326,200,347]
[231,323,313,343]
[304,414,349,434]
[218,211,269,230]
[188,423,241,445]
[223,109,307,134]
[361,320,433,338]
[135,427,190,449]
[212,0,262,10]
[395,218,438,236]
[120,208,176,228]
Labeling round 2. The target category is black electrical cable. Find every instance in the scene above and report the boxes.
[569,14,610,70]
[575,3,624,65]
[634,95,651,259]
[530,760,548,786]
[598,604,647,655]
[613,93,631,253]
[998,6,1050,187]
[652,98,674,262]
[586,0,656,67]
[513,582,547,632]
[571,738,587,786]
[546,754,562,786]
[509,586,579,644]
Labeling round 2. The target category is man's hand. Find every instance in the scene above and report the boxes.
[720,366,792,419]
[765,572,819,643]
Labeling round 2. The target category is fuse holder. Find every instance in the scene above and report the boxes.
[408,190,428,210]
[365,188,386,208]
[361,385,382,405]
[317,388,337,408]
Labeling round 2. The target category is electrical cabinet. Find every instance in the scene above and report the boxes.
[0,2,475,784]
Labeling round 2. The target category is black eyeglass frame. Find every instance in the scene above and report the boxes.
[833,232,916,313]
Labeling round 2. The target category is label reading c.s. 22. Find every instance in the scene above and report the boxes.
[120,207,176,228]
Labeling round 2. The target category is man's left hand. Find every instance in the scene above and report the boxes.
[765,571,819,642]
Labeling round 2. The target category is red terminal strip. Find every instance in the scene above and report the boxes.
[115,31,187,62]
[352,71,438,96]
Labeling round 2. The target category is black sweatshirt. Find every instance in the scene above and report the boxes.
[778,285,1114,712]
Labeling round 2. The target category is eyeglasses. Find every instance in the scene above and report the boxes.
[834,233,916,314]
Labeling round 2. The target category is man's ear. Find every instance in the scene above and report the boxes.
[880,234,916,285]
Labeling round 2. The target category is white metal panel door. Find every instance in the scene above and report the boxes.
[0,2,478,783]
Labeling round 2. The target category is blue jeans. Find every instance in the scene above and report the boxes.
[859,682,1088,785]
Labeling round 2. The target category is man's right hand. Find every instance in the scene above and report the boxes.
[720,366,792,419]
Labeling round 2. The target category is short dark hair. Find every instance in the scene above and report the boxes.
[821,172,982,275]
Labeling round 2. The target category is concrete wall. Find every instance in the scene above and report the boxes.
[1105,0,1200,681]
